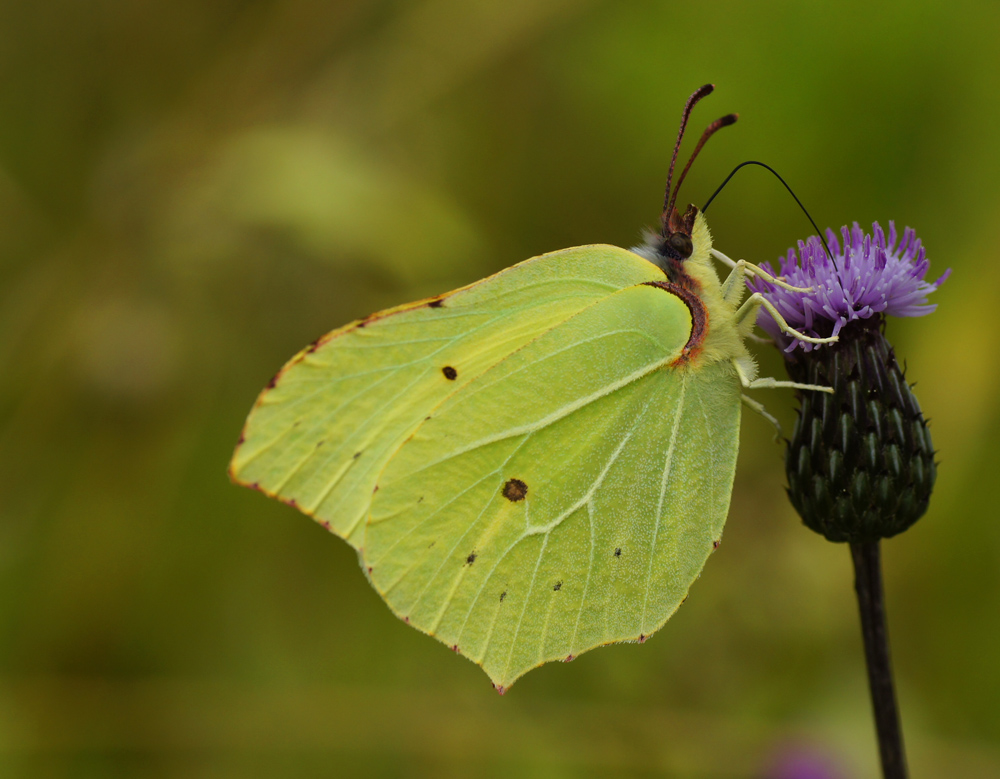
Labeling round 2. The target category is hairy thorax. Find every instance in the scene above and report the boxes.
[632,211,757,383]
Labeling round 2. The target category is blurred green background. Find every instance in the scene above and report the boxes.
[0,1,997,777]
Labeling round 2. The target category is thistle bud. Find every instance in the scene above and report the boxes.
[783,318,935,541]
[749,222,949,542]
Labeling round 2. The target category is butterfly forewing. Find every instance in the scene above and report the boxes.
[365,283,742,689]
[230,246,665,546]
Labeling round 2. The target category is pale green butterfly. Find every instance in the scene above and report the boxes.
[229,85,834,693]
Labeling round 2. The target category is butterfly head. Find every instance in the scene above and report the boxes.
[634,85,736,283]
[634,206,709,286]
[658,203,698,259]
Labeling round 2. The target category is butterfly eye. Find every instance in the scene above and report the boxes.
[667,232,693,259]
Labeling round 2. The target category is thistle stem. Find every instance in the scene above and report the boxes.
[850,541,907,779]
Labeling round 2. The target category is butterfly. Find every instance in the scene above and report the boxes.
[229,85,834,693]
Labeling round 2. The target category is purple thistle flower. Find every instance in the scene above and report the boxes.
[748,221,950,352]
[772,219,943,543]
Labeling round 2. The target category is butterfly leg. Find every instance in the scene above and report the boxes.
[735,293,838,346]
[712,250,814,308]
[741,394,783,442]
[713,250,748,307]
[710,248,739,270]
[734,357,834,395]
[746,376,835,394]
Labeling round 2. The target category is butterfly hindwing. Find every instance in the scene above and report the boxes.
[365,283,742,689]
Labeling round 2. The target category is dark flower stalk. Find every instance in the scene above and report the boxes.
[749,222,949,779]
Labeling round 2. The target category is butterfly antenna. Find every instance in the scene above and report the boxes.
[667,113,739,217]
[702,160,837,265]
[662,84,716,227]
[703,161,845,296]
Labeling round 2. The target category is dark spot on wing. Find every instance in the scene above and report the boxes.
[367,566,373,574]
[353,451,362,459]
[237,433,245,445]
[712,539,720,549]
[638,634,647,644]
[564,654,574,663]
[502,478,528,502]
[614,548,621,557]
[553,581,562,592]
[316,440,325,448]
[404,616,410,623]
[451,644,460,652]
[466,552,477,565]
[428,540,436,548]
[500,591,506,602]
[494,684,506,696]
[442,366,458,380]
[265,374,279,390]
[428,299,445,308]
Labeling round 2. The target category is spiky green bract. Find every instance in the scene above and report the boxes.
[783,318,935,542]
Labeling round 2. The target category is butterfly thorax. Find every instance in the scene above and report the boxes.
[632,209,757,382]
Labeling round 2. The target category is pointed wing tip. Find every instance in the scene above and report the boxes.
[227,464,327,522]
[228,464,263,494]
[230,471,361,547]
[226,458,241,486]
[481,624,678,689]
[405,619,687,695]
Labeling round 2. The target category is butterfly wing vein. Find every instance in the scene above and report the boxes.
[365,284,741,688]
